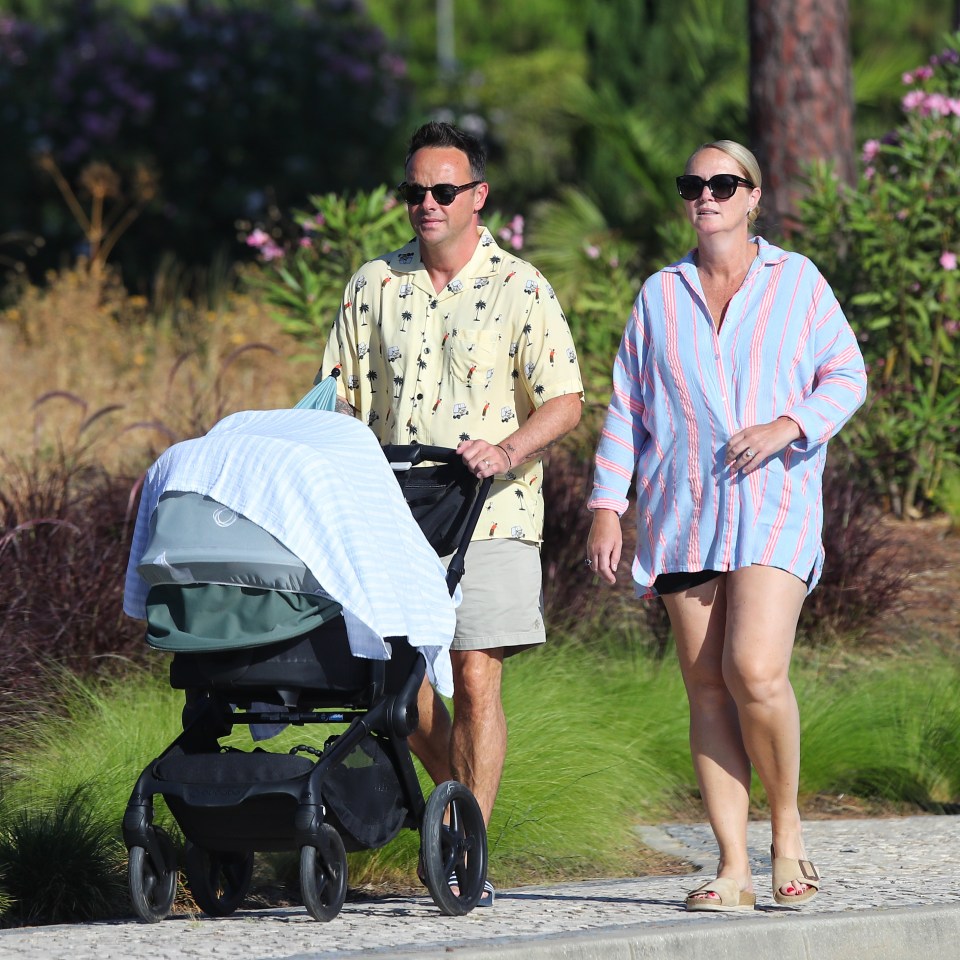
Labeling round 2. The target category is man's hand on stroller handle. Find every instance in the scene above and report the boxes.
[457,439,513,478]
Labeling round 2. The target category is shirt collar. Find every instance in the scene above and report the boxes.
[387,227,504,294]
[665,235,789,278]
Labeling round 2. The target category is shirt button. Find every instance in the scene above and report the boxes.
[416,393,423,400]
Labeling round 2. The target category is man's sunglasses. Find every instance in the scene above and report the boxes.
[676,174,755,201]
[396,180,481,206]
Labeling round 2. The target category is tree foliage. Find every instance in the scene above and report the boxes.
[0,0,412,288]
[797,34,960,517]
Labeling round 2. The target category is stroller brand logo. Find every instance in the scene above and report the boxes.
[213,508,239,527]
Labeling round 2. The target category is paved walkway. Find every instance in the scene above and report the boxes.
[2,816,959,960]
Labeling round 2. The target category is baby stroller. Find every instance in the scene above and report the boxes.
[121,388,492,923]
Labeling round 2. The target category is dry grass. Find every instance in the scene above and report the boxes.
[0,262,315,471]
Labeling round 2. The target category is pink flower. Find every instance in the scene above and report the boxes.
[298,237,313,248]
[915,65,935,80]
[945,320,959,336]
[260,241,284,262]
[499,214,524,250]
[864,166,875,181]
[245,228,271,248]
[902,71,914,85]
[902,90,927,113]
[584,244,600,260]
[940,251,958,271]
[861,139,881,163]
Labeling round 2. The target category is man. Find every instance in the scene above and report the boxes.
[321,121,583,904]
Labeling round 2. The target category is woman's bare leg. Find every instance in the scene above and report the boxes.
[664,576,754,899]
[723,564,812,898]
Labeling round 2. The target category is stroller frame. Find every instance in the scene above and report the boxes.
[123,444,492,923]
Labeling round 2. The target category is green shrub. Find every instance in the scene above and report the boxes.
[0,1,411,289]
[248,186,413,345]
[0,786,127,926]
[798,33,960,518]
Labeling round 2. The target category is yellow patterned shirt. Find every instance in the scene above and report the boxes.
[321,227,584,543]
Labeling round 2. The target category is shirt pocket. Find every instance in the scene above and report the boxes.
[447,330,499,384]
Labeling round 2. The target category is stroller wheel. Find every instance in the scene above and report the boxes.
[128,827,177,923]
[419,780,487,915]
[300,823,348,922]
[183,842,254,917]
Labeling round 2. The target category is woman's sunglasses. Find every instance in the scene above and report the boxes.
[676,174,754,201]
[396,180,481,206]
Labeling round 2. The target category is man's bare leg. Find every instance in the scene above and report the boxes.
[448,648,506,825]
[408,675,453,786]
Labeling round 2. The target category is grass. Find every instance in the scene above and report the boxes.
[0,785,128,926]
[795,654,960,809]
[2,639,958,925]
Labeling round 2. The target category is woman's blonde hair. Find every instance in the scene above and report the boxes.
[687,139,762,225]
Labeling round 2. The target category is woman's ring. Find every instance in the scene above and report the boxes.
[744,447,755,459]
[483,459,490,466]
[584,558,593,567]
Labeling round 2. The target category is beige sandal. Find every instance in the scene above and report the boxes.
[771,846,821,905]
[685,877,756,912]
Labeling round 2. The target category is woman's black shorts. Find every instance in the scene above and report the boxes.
[653,569,721,595]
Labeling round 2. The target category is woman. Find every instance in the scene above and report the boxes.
[586,140,866,911]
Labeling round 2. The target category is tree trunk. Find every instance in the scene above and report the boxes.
[748,0,855,238]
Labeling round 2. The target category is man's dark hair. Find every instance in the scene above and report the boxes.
[404,121,486,181]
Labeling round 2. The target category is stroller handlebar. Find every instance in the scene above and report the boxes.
[381,444,494,596]
[382,443,460,468]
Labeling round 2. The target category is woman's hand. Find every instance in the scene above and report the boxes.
[586,509,623,585]
[725,416,803,476]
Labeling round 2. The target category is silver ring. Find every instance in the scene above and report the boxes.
[744,447,755,459]
[584,558,593,566]
[484,459,490,466]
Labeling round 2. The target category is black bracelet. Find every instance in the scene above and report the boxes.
[495,443,513,468]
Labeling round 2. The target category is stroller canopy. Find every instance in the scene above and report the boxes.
[124,409,458,695]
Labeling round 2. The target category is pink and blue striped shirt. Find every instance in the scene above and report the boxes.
[589,237,867,597]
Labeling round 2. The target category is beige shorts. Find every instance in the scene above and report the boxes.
[442,538,546,654]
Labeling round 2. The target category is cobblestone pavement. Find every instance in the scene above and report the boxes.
[2,817,958,960]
